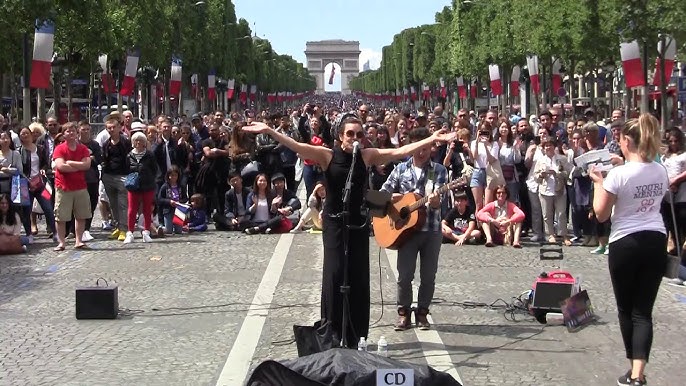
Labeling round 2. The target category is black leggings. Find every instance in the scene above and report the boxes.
[608,231,667,361]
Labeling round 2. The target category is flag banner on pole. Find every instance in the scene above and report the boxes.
[470,79,478,99]
[410,86,417,101]
[620,41,644,88]
[422,83,431,100]
[173,203,191,227]
[29,20,55,89]
[653,35,677,86]
[250,85,257,100]
[456,77,466,99]
[169,55,182,96]
[488,64,503,96]
[527,55,540,95]
[239,84,248,103]
[190,73,198,99]
[329,65,336,85]
[207,69,216,100]
[120,49,140,97]
[510,66,521,97]
[440,78,447,98]
[98,54,116,94]
[551,58,562,93]
[227,79,235,100]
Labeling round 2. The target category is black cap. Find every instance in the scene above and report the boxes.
[271,172,286,182]
[191,113,202,121]
[584,108,595,116]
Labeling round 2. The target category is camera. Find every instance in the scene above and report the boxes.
[453,140,464,149]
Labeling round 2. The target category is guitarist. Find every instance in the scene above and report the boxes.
[381,127,448,331]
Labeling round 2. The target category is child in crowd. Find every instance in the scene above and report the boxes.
[157,166,188,234]
[291,182,326,233]
[441,190,481,245]
[184,193,208,232]
[0,194,28,253]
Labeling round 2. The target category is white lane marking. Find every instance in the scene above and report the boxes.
[385,248,464,385]
[215,234,294,386]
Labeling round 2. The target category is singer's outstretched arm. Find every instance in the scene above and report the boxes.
[362,129,455,166]
[243,122,333,169]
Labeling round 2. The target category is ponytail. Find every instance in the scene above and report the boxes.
[622,113,661,161]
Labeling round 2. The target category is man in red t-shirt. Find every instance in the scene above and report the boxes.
[52,122,92,251]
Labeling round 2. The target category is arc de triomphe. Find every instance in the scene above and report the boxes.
[305,40,360,94]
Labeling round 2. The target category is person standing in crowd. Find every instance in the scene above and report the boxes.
[274,114,301,191]
[584,122,610,254]
[298,113,326,199]
[534,138,572,246]
[470,122,500,214]
[199,122,230,216]
[52,122,92,251]
[381,127,447,331]
[0,131,21,197]
[228,121,255,185]
[153,119,187,228]
[16,126,54,243]
[242,117,454,347]
[496,118,522,205]
[123,132,158,244]
[661,128,686,261]
[589,114,668,386]
[76,121,102,242]
[101,115,132,241]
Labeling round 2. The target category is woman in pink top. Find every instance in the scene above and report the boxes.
[476,185,526,248]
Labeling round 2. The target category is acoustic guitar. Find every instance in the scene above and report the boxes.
[372,177,466,249]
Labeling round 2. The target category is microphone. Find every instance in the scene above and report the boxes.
[352,141,361,155]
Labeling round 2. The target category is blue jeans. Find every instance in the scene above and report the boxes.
[22,190,56,236]
[163,212,184,234]
[302,164,324,200]
[20,235,30,246]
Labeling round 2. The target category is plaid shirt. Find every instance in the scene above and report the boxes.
[381,158,447,232]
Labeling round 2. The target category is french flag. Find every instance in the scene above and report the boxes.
[510,66,521,97]
[456,76,466,99]
[620,41,644,88]
[470,81,478,99]
[173,203,191,227]
[422,83,431,100]
[29,20,55,89]
[488,64,502,96]
[440,78,447,98]
[526,55,540,95]
[190,74,198,99]
[410,86,417,101]
[41,180,52,202]
[551,58,562,93]
[328,65,336,85]
[227,79,235,100]
[98,54,115,94]
[207,69,216,100]
[169,56,182,96]
[249,85,257,100]
[239,84,248,103]
[120,49,140,97]
[653,36,677,87]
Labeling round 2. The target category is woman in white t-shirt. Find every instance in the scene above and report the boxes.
[469,121,500,214]
[589,114,668,386]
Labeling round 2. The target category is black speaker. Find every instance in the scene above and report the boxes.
[531,282,573,310]
[75,279,119,320]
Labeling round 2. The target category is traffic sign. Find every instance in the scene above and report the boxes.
[557,87,567,97]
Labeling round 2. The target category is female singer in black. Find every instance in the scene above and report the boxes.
[243,117,454,347]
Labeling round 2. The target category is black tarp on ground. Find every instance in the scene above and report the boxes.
[245,348,462,386]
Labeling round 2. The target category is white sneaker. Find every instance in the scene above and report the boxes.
[123,231,134,244]
[82,230,94,242]
[141,230,153,243]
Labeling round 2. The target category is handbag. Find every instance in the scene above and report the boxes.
[28,175,45,192]
[486,159,506,189]
[11,175,31,206]
[665,191,683,279]
[124,172,140,191]
[0,234,24,255]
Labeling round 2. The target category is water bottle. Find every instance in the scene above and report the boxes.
[377,336,388,357]
[357,337,367,352]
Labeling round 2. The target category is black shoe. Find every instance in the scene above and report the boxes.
[415,308,431,330]
[617,370,646,386]
[394,307,412,331]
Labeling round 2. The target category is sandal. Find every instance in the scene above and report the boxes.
[485,241,495,247]
[53,245,65,252]
[512,243,522,249]
[74,244,91,250]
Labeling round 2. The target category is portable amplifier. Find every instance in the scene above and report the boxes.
[75,279,119,320]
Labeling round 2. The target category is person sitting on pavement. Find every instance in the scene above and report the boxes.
[0,193,28,253]
[441,189,481,245]
[183,193,208,233]
[244,173,301,234]
[157,165,188,235]
[291,181,326,233]
[476,185,525,248]
[213,171,252,231]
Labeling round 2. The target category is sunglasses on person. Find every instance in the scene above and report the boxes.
[344,130,365,139]
[496,191,507,196]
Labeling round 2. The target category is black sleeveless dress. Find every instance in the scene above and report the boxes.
[321,146,369,347]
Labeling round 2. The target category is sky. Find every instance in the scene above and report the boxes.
[234,0,450,91]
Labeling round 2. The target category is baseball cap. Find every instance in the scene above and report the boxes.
[271,172,286,183]
[191,113,202,121]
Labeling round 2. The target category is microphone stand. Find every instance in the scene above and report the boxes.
[339,145,358,349]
